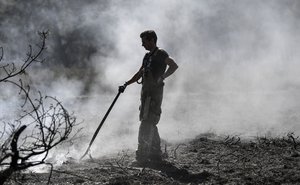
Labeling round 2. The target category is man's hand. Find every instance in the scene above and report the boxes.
[157,76,164,85]
[118,82,128,93]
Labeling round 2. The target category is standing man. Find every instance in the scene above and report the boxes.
[120,30,178,165]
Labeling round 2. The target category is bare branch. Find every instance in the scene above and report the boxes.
[0,31,78,184]
[0,31,48,83]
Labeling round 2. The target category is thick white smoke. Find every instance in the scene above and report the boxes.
[1,0,300,158]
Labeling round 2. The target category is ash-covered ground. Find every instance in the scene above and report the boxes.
[5,133,300,185]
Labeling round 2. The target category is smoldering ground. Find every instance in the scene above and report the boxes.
[1,0,300,160]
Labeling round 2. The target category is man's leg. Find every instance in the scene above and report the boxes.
[136,120,162,162]
[136,120,153,162]
[148,87,163,160]
[136,86,163,163]
[148,125,162,161]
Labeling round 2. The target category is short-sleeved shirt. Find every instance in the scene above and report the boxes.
[142,47,168,81]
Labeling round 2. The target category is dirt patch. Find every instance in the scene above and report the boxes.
[4,133,300,184]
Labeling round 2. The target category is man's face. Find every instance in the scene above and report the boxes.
[141,37,153,51]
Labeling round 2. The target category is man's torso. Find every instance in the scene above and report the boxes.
[142,47,168,88]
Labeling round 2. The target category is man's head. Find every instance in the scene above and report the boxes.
[140,30,157,51]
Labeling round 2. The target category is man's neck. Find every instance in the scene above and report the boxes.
[149,46,157,53]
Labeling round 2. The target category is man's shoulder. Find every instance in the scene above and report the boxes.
[157,48,169,57]
[157,48,168,54]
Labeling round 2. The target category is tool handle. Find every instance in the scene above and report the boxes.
[80,91,121,160]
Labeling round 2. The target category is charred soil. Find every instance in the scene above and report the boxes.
[5,133,300,184]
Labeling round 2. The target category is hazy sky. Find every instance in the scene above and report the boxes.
[1,0,300,158]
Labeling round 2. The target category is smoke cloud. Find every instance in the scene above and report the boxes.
[1,0,300,158]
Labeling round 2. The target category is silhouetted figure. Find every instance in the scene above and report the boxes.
[120,30,178,164]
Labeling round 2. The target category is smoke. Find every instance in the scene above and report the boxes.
[1,0,300,158]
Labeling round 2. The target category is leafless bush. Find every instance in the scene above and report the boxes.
[0,32,77,185]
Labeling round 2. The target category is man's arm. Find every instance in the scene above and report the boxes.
[119,66,143,93]
[162,57,178,80]
[125,66,143,86]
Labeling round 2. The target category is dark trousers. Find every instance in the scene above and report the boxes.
[136,84,163,161]
[136,120,162,161]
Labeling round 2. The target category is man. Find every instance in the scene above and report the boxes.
[120,30,178,165]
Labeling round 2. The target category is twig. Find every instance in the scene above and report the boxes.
[173,144,186,159]
[44,163,53,185]
[0,47,3,61]
[288,133,298,150]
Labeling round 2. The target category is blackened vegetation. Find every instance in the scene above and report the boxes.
[0,32,77,185]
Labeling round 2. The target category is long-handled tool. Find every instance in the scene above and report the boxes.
[80,85,126,160]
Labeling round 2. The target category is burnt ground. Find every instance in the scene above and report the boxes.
[5,133,300,184]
